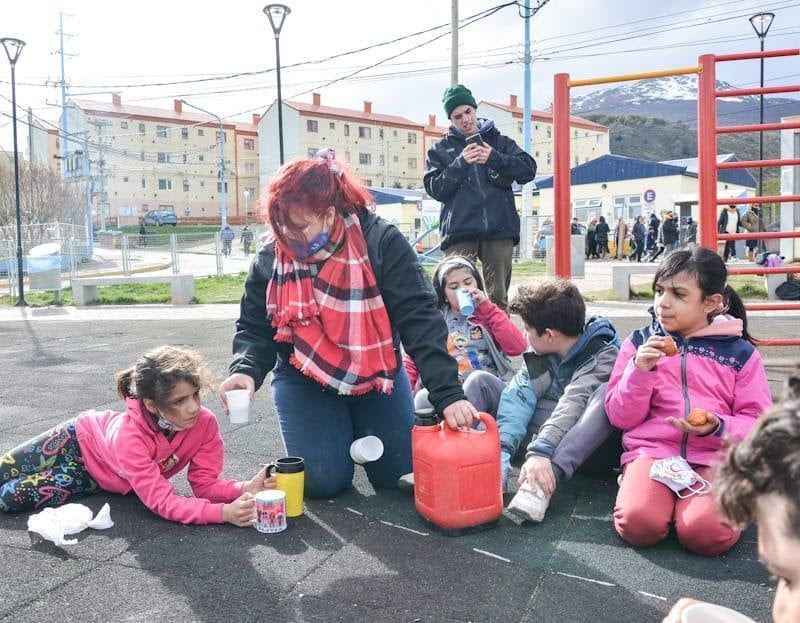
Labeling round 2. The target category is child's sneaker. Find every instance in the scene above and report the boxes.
[507,481,550,522]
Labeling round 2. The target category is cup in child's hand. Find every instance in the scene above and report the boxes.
[266,457,305,517]
[225,389,250,424]
[254,490,287,533]
[349,436,384,464]
[456,289,474,316]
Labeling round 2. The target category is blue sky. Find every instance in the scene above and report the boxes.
[1,0,798,151]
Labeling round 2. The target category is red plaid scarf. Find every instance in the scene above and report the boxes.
[266,212,397,395]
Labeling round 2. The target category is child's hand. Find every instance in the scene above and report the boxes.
[634,335,668,371]
[665,413,720,437]
[518,455,557,497]
[242,466,277,496]
[466,287,488,308]
[222,492,256,527]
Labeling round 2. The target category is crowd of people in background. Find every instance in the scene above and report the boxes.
[576,203,760,265]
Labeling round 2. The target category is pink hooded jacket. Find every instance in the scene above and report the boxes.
[74,397,243,524]
[605,314,772,467]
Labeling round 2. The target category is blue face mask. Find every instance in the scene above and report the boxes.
[290,230,330,260]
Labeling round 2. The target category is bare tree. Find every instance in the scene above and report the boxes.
[0,162,87,245]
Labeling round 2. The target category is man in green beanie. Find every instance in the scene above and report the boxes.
[425,84,536,310]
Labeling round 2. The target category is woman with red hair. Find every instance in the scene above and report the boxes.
[219,152,477,498]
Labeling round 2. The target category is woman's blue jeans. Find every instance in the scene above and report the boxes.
[271,364,415,499]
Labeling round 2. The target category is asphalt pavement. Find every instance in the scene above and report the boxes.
[1,302,797,622]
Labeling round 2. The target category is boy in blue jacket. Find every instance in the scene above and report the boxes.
[498,280,621,519]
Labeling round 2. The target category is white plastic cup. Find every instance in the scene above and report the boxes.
[681,603,756,623]
[226,389,251,424]
[349,436,384,464]
[456,289,474,316]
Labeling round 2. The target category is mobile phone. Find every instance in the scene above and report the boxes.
[466,133,484,147]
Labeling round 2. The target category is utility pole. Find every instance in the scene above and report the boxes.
[90,119,112,231]
[27,107,34,163]
[81,132,94,256]
[451,0,458,85]
[521,0,533,260]
[56,11,76,181]
[180,100,227,226]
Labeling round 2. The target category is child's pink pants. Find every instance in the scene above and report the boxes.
[613,455,740,557]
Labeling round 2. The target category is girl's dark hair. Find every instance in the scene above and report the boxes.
[432,256,484,309]
[115,345,214,411]
[652,246,754,343]
[716,399,800,538]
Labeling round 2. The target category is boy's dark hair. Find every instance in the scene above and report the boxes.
[509,279,585,337]
[652,246,754,343]
[716,399,800,539]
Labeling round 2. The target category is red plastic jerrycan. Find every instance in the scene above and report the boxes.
[412,409,503,533]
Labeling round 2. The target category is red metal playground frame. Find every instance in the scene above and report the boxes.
[552,47,800,346]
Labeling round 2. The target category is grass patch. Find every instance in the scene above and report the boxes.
[194,273,248,304]
[118,224,222,235]
[422,261,547,282]
[0,273,251,307]
[630,275,768,300]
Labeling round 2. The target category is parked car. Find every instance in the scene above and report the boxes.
[143,209,178,227]
[532,224,586,258]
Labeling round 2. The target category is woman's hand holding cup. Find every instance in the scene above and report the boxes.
[218,373,255,415]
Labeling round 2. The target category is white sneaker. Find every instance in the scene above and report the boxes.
[507,482,551,522]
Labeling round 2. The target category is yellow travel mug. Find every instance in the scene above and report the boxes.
[267,457,304,517]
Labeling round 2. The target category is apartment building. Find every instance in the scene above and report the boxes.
[51,94,259,226]
[27,121,60,168]
[259,93,426,190]
[480,95,609,174]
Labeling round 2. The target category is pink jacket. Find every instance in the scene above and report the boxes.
[403,298,526,388]
[74,398,243,524]
[605,315,772,467]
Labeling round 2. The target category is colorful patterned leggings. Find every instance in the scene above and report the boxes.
[0,420,100,513]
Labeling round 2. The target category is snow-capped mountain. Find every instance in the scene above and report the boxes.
[571,75,800,126]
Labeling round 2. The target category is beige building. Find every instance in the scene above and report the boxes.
[480,95,609,174]
[50,94,259,227]
[260,93,426,190]
[27,121,60,169]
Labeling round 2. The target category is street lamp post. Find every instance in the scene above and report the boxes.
[180,99,227,227]
[749,11,774,248]
[263,4,290,166]
[243,189,250,226]
[1,37,27,307]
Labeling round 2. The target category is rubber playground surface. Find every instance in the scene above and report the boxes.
[1,312,795,622]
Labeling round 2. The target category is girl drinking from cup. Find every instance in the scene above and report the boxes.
[605,246,772,556]
[0,346,275,526]
[403,255,526,416]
